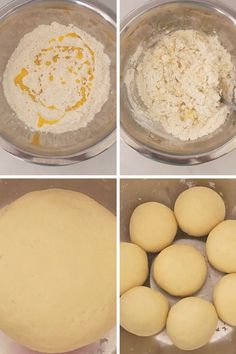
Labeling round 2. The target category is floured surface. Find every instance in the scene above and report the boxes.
[3,22,110,134]
[125,30,236,141]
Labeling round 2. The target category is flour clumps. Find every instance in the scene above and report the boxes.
[126,29,236,141]
[3,22,110,134]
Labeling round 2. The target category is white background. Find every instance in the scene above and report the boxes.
[120,0,236,175]
[0,0,116,175]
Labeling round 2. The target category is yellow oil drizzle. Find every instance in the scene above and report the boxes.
[57,32,81,42]
[66,86,86,112]
[42,47,53,52]
[85,44,95,64]
[39,100,57,110]
[14,31,95,128]
[14,68,36,102]
[52,55,59,63]
[80,60,94,81]
[34,55,41,65]
[56,45,83,60]
[32,132,40,146]
[37,113,60,128]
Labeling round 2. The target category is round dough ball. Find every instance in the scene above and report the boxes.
[153,244,207,296]
[167,297,218,350]
[0,189,116,353]
[120,242,148,295]
[206,220,236,273]
[120,286,169,336]
[174,186,225,237]
[213,273,236,326]
[130,202,177,252]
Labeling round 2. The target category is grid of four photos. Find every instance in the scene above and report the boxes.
[0,0,236,353]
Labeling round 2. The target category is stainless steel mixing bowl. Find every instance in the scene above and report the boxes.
[121,0,236,165]
[0,178,116,354]
[120,178,236,354]
[0,0,116,165]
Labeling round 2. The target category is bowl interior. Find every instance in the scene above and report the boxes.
[120,178,236,354]
[0,0,116,158]
[121,1,236,159]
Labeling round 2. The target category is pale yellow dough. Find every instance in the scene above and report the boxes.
[120,242,148,295]
[166,297,218,350]
[214,273,236,326]
[174,186,225,237]
[153,244,207,296]
[206,220,236,273]
[0,189,116,353]
[120,286,169,336]
[130,202,177,252]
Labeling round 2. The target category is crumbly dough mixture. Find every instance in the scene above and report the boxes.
[3,22,110,134]
[127,30,235,141]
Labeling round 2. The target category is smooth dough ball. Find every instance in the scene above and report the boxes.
[206,220,236,273]
[120,286,169,336]
[0,189,116,353]
[214,273,236,326]
[120,242,148,295]
[174,186,225,237]
[166,297,218,350]
[153,244,207,296]
[130,202,177,252]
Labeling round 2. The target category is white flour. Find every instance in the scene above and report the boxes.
[3,22,110,134]
[126,30,235,141]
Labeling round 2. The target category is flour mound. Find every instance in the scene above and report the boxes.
[3,22,110,134]
[126,30,235,141]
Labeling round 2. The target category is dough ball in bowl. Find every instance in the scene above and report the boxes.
[166,297,218,350]
[206,220,236,273]
[130,202,177,252]
[153,244,207,296]
[120,286,169,336]
[214,273,236,326]
[120,242,148,295]
[0,189,116,353]
[174,186,225,237]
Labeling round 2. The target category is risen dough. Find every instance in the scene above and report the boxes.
[166,297,218,350]
[0,189,116,353]
[120,286,169,336]
[153,244,207,296]
[120,242,148,295]
[206,220,236,273]
[130,202,177,252]
[214,273,236,326]
[174,186,225,237]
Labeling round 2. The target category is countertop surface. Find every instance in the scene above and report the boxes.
[0,0,116,176]
[120,0,236,175]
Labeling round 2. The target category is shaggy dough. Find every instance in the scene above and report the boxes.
[120,286,169,336]
[130,202,177,252]
[0,189,116,353]
[174,186,225,237]
[120,242,148,295]
[206,220,236,273]
[153,244,207,296]
[166,297,218,350]
[214,273,236,326]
